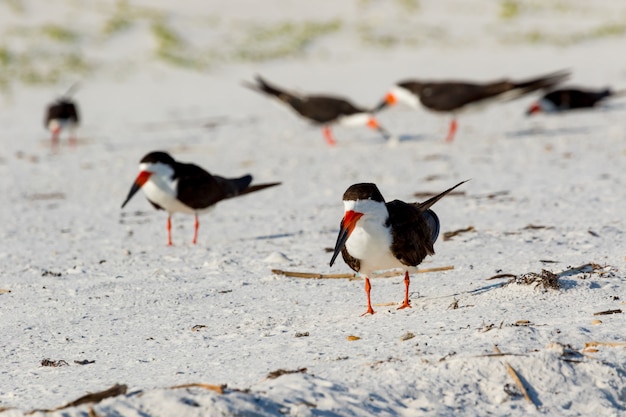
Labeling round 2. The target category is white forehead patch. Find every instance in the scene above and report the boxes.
[343,198,387,216]
[391,85,420,109]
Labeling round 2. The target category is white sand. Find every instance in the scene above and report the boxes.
[1,1,625,416]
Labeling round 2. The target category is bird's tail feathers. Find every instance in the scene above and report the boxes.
[514,70,570,93]
[415,180,469,212]
[610,89,626,98]
[236,181,282,197]
[62,82,81,99]
[242,75,296,104]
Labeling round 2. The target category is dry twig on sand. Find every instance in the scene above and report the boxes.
[168,383,225,394]
[26,384,127,415]
[443,226,475,241]
[272,265,454,280]
[493,346,539,409]
[593,309,622,316]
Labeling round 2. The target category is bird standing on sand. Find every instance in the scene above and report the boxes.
[377,70,569,142]
[526,87,626,115]
[244,75,390,146]
[121,151,281,246]
[45,97,80,146]
[330,181,467,315]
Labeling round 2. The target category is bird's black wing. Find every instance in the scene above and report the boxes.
[386,200,435,267]
[545,88,611,110]
[290,96,363,123]
[174,163,242,209]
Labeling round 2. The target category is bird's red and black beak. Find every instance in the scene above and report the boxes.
[329,210,363,267]
[121,171,152,208]
[367,117,392,140]
[373,92,397,112]
[526,102,542,116]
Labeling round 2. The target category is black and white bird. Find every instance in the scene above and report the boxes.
[330,181,466,315]
[526,87,626,115]
[45,97,80,146]
[121,151,281,245]
[377,70,569,142]
[243,75,390,145]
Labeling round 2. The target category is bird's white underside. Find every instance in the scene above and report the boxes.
[343,199,406,276]
[139,161,213,215]
[337,112,372,127]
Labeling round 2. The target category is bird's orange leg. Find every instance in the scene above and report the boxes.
[192,214,199,245]
[445,118,458,143]
[167,215,173,246]
[397,271,412,309]
[50,127,61,148]
[360,277,375,316]
[322,126,337,146]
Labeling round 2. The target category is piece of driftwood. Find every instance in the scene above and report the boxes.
[27,384,127,415]
[493,346,538,408]
[271,265,454,280]
[486,273,517,281]
[593,309,622,316]
[169,383,225,394]
[443,226,475,241]
[266,368,307,379]
[584,341,626,349]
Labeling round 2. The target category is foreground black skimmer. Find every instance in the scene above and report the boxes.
[330,180,467,315]
[121,151,281,246]
[377,70,569,142]
[526,87,626,115]
[45,97,80,146]
[243,75,390,145]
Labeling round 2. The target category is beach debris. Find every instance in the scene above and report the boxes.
[493,346,539,408]
[486,273,516,280]
[400,332,415,341]
[509,269,560,289]
[74,359,96,365]
[523,224,553,230]
[271,265,454,280]
[266,368,307,379]
[26,384,127,415]
[347,335,361,341]
[295,331,310,337]
[584,341,626,350]
[41,358,69,367]
[191,324,207,332]
[501,262,617,290]
[168,383,225,394]
[593,309,622,316]
[443,226,475,241]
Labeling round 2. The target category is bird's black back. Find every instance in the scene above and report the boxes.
[45,99,79,127]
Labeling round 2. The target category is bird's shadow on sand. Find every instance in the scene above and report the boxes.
[505,125,594,139]
[388,132,437,143]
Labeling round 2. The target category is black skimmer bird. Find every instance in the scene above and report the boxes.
[526,87,626,115]
[121,151,281,246]
[45,84,80,146]
[329,180,467,315]
[243,75,390,145]
[377,70,569,142]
